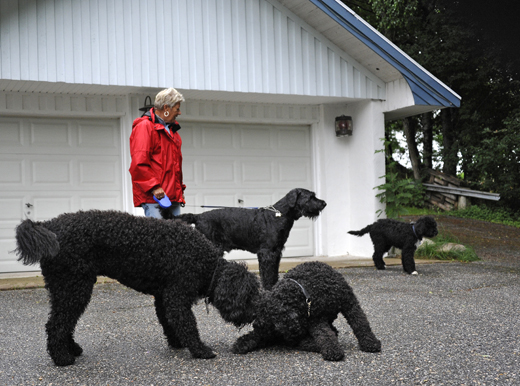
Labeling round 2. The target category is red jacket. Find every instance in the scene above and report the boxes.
[129,108,185,207]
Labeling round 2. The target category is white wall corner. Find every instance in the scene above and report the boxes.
[314,101,385,259]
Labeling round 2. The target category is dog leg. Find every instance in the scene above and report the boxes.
[44,275,95,366]
[232,329,271,354]
[308,320,344,361]
[341,295,381,353]
[401,245,417,274]
[257,249,281,290]
[372,247,387,270]
[154,295,183,348]
[162,289,216,359]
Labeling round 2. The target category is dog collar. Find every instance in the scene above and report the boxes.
[288,278,312,317]
[263,205,282,217]
[411,224,419,239]
[205,260,221,313]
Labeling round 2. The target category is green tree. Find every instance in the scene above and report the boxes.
[343,0,520,210]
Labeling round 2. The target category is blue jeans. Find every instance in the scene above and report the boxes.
[141,203,181,218]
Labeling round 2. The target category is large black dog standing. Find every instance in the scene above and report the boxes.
[232,261,381,361]
[161,188,327,290]
[15,210,260,366]
[348,216,438,274]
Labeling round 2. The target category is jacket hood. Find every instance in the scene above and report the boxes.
[133,108,181,133]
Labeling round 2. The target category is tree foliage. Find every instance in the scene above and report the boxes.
[343,0,520,211]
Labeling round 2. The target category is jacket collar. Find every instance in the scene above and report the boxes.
[145,108,181,134]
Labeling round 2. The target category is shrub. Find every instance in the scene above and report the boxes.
[447,204,520,228]
[415,229,480,262]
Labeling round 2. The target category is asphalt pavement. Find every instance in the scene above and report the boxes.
[1,261,519,386]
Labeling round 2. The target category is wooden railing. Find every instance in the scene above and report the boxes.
[424,169,500,211]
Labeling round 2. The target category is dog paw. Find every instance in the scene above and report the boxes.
[359,339,382,353]
[322,348,345,361]
[191,345,216,359]
[70,341,83,356]
[231,343,248,354]
[52,353,76,367]
[411,271,418,275]
[231,337,257,354]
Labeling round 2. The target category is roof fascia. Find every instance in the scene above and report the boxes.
[309,0,461,108]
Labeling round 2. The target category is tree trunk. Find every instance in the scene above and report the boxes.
[422,112,433,169]
[402,117,422,180]
[441,108,458,175]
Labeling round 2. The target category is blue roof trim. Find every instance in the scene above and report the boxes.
[309,0,461,108]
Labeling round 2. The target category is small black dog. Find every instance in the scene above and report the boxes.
[15,210,260,366]
[161,188,327,290]
[348,216,438,274]
[232,261,381,361]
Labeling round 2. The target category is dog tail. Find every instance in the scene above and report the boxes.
[14,219,60,265]
[347,225,371,237]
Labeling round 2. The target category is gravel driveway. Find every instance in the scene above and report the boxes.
[1,260,519,386]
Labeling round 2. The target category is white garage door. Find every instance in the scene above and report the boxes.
[0,117,122,273]
[180,122,315,259]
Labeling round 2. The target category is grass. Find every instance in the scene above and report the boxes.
[401,204,520,228]
[415,229,480,262]
[446,205,520,228]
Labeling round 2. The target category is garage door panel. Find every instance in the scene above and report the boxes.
[201,125,235,149]
[278,128,311,151]
[241,193,278,208]
[202,194,238,209]
[0,117,122,273]
[0,119,23,146]
[240,127,273,150]
[78,122,120,150]
[30,121,72,148]
[202,160,237,184]
[33,160,72,184]
[79,194,122,211]
[0,198,24,220]
[182,159,196,185]
[279,160,312,183]
[0,159,24,184]
[33,197,74,219]
[285,226,313,256]
[180,122,314,259]
[79,159,121,186]
[242,162,274,183]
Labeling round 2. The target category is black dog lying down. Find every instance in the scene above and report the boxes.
[161,188,327,290]
[15,210,260,366]
[232,261,381,361]
[348,216,438,274]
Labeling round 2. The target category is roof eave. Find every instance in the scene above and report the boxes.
[309,0,461,109]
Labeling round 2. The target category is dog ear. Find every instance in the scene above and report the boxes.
[286,189,300,208]
[211,261,260,327]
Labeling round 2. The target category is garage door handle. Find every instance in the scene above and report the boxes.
[25,203,33,208]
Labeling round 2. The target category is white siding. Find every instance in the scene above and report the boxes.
[0,0,385,100]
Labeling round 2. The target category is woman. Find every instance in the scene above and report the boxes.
[129,88,186,218]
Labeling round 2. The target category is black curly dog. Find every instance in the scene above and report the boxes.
[161,188,327,290]
[348,216,438,274]
[232,261,381,361]
[15,210,260,366]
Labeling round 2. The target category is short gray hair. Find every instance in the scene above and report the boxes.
[154,88,185,109]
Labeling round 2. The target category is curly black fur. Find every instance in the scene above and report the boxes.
[160,188,326,290]
[15,210,260,366]
[348,216,438,274]
[232,262,381,361]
